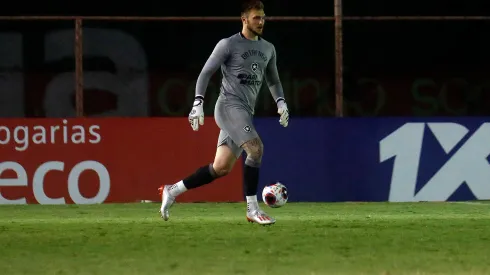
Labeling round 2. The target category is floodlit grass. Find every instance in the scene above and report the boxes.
[1,202,490,274]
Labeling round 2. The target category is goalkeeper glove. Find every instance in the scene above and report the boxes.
[277,99,289,127]
[189,96,204,131]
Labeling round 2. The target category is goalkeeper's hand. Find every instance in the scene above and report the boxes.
[277,100,289,127]
[189,96,204,131]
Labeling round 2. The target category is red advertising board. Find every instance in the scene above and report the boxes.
[0,118,243,204]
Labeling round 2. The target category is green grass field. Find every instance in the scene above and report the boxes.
[1,202,490,275]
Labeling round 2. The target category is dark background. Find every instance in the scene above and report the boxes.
[0,0,489,117]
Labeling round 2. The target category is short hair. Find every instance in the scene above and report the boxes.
[241,0,264,15]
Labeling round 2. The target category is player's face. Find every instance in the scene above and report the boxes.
[244,9,265,36]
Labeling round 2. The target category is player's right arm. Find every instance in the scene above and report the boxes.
[189,39,231,131]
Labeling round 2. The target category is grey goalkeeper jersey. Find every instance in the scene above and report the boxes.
[195,32,285,114]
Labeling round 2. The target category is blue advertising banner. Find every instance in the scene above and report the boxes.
[254,117,490,202]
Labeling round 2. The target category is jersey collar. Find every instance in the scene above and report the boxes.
[239,32,261,41]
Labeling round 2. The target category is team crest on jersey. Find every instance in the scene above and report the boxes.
[251,63,259,72]
[243,125,251,132]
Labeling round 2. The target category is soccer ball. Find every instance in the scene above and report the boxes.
[262,182,288,208]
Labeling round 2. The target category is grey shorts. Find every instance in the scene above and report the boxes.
[214,99,259,158]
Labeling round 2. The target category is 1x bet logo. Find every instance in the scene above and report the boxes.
[380,122,490,202]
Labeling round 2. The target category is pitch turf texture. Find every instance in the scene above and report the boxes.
[1,202,490,275]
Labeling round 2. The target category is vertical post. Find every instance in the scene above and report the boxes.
[75,18,84,117]
[334,0,343,117]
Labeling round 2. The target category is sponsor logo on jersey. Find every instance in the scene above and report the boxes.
[237,74,262,85]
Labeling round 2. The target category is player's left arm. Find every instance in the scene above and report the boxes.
[265,45,289,127]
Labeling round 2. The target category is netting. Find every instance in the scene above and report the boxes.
[0,14,488,118]
[0,18,335,118]
[343,19,490,116]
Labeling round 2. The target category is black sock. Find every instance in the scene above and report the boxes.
[183,164,217,190]
[243,164,260,196]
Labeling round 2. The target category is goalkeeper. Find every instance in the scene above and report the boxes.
[158,0,289,225]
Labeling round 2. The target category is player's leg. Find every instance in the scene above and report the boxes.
[241,136,275,225]
[241,137,263,209]
[159,132,240,221]
[214,102,275,225]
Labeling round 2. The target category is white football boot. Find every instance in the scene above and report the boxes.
[158,185,175,221]
[247,208,276,225]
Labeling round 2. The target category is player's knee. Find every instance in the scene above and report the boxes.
[243,138,264,167]
[245,155,262,167]
[212,161,233,177]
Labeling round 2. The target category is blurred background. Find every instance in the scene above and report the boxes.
[0,0,488,118]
